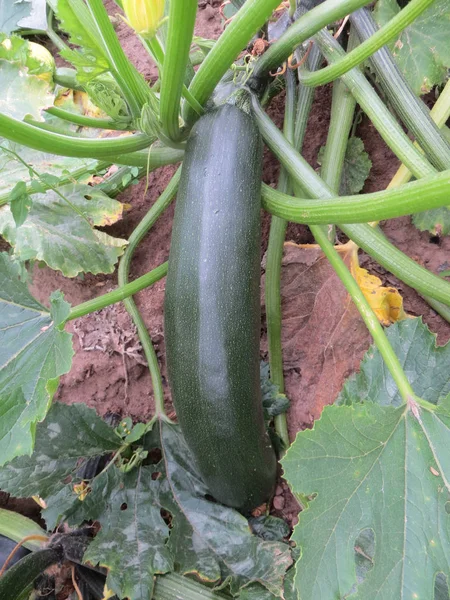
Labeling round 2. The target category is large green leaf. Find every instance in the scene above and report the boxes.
[0,253,73,465]
[0,407,292,600]
[0,59,54,120]
[0,142,98,198]
[373,0,450,95]
[0,183,127,276]
[0,0,46,34]
[283,319,450,599]
[337,318,450,407]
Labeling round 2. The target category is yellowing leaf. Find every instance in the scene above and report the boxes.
[350,248,409,325]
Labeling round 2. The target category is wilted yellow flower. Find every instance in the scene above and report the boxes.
[122,0,166,39]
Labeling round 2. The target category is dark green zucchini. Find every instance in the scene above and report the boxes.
[164,103,277,512]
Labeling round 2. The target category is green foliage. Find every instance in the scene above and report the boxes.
[0,253,73,465]
[260,362,290,418]
[413,206,450,237]
[0,60,54,120]
[339,136,372,195]
[0,0,46,34]
[0,183,127,276]
[283,318,450,599]
[373,0,450,95]
[0,403,292,600]
[49,0,109,83]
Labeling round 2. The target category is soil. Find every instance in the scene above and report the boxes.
[3,1,450,530]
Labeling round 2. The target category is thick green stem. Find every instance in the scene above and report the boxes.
[421,295,450,324]
[160,0,198,141]
[261,169,450,223]
[265,70,297,449]
[85,0,150,117]
[45,107,131,130]
[0,113,153,158]
[183,0,282,125]
[350,8,450,172]
[252,98,450,306]
[300,0,435,87]
[108,146,183,168]
[310,226,415,402]
[251,0,371,79]
[118,169,181,417]
[66,263,168,321]
[293,44,322,152]
[308,26,437,180]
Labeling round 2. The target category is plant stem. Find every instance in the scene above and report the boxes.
[118,169,181,417]
[66,263,168,321]
[300,0,435,87]
[388,78,450,187]
[308,26,437,180]
[45,107,131,131]
[251,0,370,79]
[160,0,198,141]
[293,43,322,153]
[0,113,153,158]
[252,97,450,306]
[260,169,450,223]
[311,226,415,401]
[46,9,69,52]
[350,7,450,172]
[85,0,150,117]
[265,70,297,450]
[107,145,184,168]
[183,0,282,125]
[421,295,450,324]
[340,224,450,306]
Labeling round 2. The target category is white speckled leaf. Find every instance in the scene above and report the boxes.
[0,183,127,277]
[0,60,54,120]
[0,253,73,464]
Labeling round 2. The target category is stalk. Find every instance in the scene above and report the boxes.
[66,263,168,321]
[350,7,450,172]
[0,510,47,552]
[45,107,131,131]
[0,113,153,158]
[85,0,150,116]
[118,169,181,417]
[252,98,450,307]
[251,0,371,79]
[308,26,437,180]
[299,0,435,87]
[110,146,184,168]
[183,0,282,125]
[154,573,231,599]
[160,0,198,141]
[310,226,415,401]
[265,69,296,449]
[260,169,450,223]
[293,44,322,154]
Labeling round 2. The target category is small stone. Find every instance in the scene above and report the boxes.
[291,515,299,526]
[273,495,285,510]
[276,485,284,496]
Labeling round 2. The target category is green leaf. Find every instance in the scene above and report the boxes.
[9,181,31,227]
[412,206,450,237]
[339,136,372,195]
[283,318,450,599]
[337,318,450,408]
[373,0,450,95]
[260,362,290,418]
[49,0,109,83]
[0,183,127,277]
[0,59,54,120]
[0,408,292,600]
[0,142,98,198]
[0,0,46,34]
[0,403,121,495]
[85,75,131,121]
[249,515,290,542]
[0,253,73,465]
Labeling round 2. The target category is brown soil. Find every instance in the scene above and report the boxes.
[8,1,450,527]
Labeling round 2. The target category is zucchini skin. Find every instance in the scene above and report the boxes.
[164,104,277,512]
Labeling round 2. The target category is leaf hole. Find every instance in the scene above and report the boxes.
[120,503,128,511]
[349,528,375,596]
[435,572,449,599]
[84,194,92,200]
[151,471,161,481]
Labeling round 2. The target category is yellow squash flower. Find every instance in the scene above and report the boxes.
[122,0,166,39]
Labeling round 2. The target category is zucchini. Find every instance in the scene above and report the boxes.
[164,103,277,512]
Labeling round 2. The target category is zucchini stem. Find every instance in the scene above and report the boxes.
[118,169,181,417]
